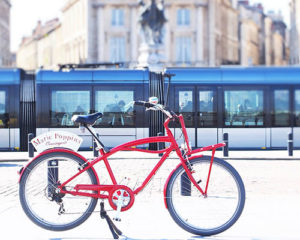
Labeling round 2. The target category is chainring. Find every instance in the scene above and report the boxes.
[108,186,135,211]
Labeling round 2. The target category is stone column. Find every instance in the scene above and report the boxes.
[96,4,105,62]
[196,4,205,66]
[164,4,171,65]
[208,0,216,67]
[86,0,93,63]
[130,3,138,65]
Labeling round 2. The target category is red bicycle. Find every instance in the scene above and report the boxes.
[19,99,245,238]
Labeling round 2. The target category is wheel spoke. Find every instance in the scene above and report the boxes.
[19,152,98,231]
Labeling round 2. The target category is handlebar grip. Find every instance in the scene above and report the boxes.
[170,111,176,117]
[134,101,155,108]
[134,101,145,106]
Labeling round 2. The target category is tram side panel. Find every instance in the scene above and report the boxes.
[36,69,149,149]
[9,85,20,150]
[291,88,300,149]
[167,67,297,150]
[0,69,21,150]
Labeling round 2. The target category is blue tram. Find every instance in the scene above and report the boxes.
[35,69,149,149]
[1,66,300,150]
[0,69,21,150]
[165,67,300,149]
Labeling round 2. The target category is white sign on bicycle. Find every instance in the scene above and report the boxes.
[31,131,83,153]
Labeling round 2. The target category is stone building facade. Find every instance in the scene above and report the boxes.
[82,0,239,67]
[0,0,11,67]
[16,0,288,70]
[290,0,300,64]
[17,19,60,70]
[238,1,288,66]
[17,0,240,69]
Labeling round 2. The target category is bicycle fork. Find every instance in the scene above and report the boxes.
[178,148,217,197]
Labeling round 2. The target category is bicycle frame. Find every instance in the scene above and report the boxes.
[57,114,225,202]
[18,101,244,238]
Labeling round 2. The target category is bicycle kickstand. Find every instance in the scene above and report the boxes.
[100,201,123,239]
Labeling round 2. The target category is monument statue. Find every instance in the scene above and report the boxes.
[138,0,167,45]
[137,0,167,71]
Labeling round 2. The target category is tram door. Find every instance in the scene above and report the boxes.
[293,89,300,148]
[271,89,292,148]
[175,88,196,147]
[197,89,218,147]
[0,89,9,149]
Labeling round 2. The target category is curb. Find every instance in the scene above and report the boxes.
[224,157,300,160]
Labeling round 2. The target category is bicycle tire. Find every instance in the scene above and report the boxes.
[19,151,98,231]
[166,156,245,236]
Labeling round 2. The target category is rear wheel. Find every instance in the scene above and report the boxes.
[19,152,98,231]
[166,156,245,236]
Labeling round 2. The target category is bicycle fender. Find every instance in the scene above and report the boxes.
[18,148,100,184]
[163,162,182,209]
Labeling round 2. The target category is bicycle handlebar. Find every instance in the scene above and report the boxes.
[134,101,175,119]
[134,101,155,108]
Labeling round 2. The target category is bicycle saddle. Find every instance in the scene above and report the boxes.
[71,112,103,125]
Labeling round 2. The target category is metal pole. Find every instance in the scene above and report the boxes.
[28,133,34,158]
[48,160,58,197]
[93,133,100,157]
[288,132,293,157]
[223,133,229,157]
[181,150,191,196]
[157,132,164,157]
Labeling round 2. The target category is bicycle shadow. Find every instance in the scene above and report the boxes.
[49,236,229,240]
[48,235,274,240]
[0,163,23,167]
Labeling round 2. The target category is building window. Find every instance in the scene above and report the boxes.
[0,91,8,128]
[295,90,300,126]
[198,90,217,127]
[178,90,194,127]
[224,90,264,127]
[176,37,192,64]
[273,90,290,126]
[110,37,125,62]
[51,90,90,126]
[177,8,190,26]
[112,8,124,26]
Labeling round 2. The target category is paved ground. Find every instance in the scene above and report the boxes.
[0,151,300,240]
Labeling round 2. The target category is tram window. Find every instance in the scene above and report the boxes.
[0,91,8,128]
[224,90,264,127]
[198,90,216,127]
[273,90,290,127]
[178,91,194,127]
[295,90,300,126]
[51,91,90,127]
[95,91,134,127]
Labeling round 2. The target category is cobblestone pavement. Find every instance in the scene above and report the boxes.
[1,155,300,239]
[0,162,23,214]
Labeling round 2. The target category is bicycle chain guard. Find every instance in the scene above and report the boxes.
[108,186,135,212]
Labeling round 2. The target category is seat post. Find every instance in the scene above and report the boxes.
[84,124,106,152]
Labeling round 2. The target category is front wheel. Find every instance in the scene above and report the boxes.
[19,152,98,231]
[166,156,245,236]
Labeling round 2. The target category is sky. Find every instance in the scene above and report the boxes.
[10,0,64,52]
[250,0,290,25]
[10,0,291,52]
